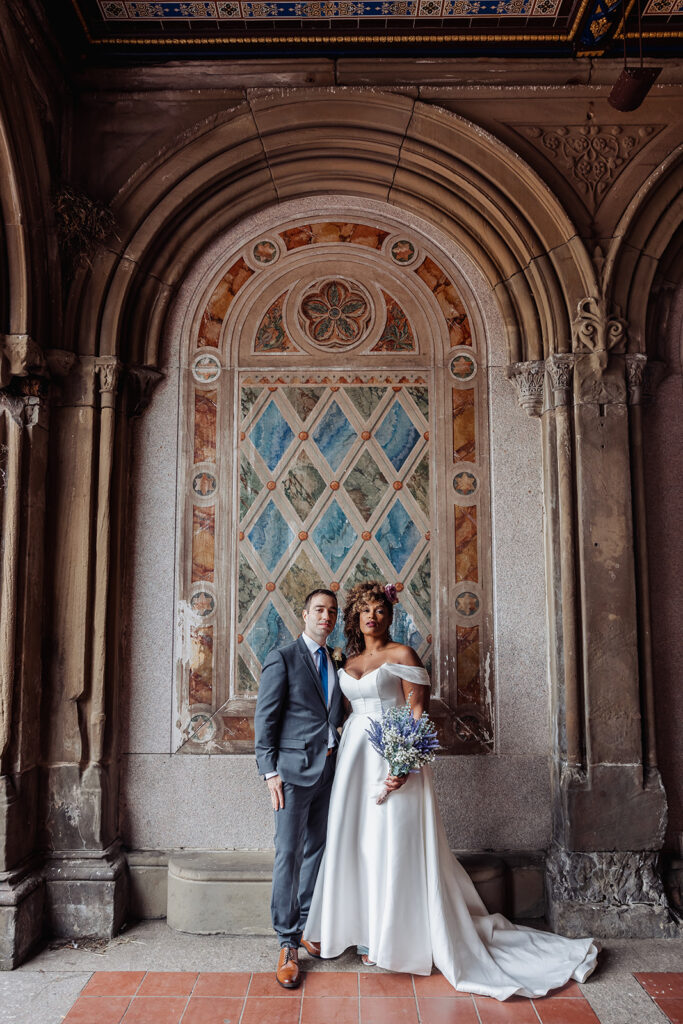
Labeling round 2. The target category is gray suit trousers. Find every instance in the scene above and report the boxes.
[271,750,336,947]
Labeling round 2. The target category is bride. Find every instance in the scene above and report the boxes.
[303,581,598,1000]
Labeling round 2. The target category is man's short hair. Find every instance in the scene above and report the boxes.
[303,588,338,610]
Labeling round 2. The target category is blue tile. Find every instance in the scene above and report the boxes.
[312,500,357,573]
[248,500,294,571]
[376,500,421,573]
[247,601,293,664]
[313,400,357,472]
[249,400,294,473]
[375,401,420,472]
[391,605,424,649]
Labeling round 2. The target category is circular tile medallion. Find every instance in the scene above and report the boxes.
[449,349,477,382]
[192,352,221,384]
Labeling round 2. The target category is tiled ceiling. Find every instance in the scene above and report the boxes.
[49,0,683,58]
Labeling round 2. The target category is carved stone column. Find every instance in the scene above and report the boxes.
[0,334,50,969]
[551,302,669,935]
[510,301,672,937]
[41,355,163,942]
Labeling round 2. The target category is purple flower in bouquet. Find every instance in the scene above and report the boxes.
[366,701,441,804]
[384,583,399,605]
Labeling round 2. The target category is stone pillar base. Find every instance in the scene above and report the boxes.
[44,843,128,939]
[0,861,44,970]
[546,844,678,939]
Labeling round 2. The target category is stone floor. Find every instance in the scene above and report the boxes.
[1,921,682,1024]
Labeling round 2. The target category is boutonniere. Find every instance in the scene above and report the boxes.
[331,647,344,665]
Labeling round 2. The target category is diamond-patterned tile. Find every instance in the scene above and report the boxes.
[240,385,262,423]
[375,401,420,472]
[283,450,326,521]
[238,555,260,621]
[407,454,430,516]
[247,601,293,664]
[345,385,386,420]
[248,500,294,571]
[344,450,388,521]
[392,605,424,648]
[239,453,262,520]
[409,553,431,618]
[406,385,430,419]
[313,499,358,572]
[237,655,257,693]
[249,399,294,472]
[283,386,324,421]
[313,400,357,471]
[344,553,384,591]
[376,500,421,572]
[280,550,325,615]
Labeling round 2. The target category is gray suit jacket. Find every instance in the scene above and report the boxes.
[254,636,345,786]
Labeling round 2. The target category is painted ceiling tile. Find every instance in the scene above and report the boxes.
[371,292,416,352]
[254,293,297,352]
[248,500,294,571]
[283,450,326,520]
[376,500,421,573]
[240,453,263,520]
[312,499,358,573]
[247,601,293,663]
[249,399,295,472]
[194,391,217,463]
[344,450,388,521]
[280,549,326,615]
[313,400,357,471]
[283,386,324,420]
[375,401,421,472]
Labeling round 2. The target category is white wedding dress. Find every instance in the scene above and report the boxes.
[304,662,598,1001]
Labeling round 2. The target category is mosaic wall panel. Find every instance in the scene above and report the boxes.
[178,218,491,754]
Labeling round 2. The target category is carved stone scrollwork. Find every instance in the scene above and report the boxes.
[508,360,545,418]
[571,297,627,369]
[625,353,648,406]
[546,353,574,407]
[95,357,122,395]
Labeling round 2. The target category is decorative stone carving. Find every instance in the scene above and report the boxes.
[126,366,164,417]
[95,357,122,395]
[547,844,668,909]
[299,278,372,350]
[625,353,648,405]
[546,354,574,407]
[507,360,545,417]
[0,335,46,389]
[514,124,661,211]
[571,297,627,369]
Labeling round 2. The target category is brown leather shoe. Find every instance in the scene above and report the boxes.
[300,938,321,958]
[276,946,301,988]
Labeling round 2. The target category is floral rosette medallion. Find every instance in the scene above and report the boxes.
[299,278,372,349]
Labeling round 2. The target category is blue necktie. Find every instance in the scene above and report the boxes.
[316,646,329,705]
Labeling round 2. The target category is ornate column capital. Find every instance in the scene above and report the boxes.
[507,360,545,418]
[95,357,123,396]
[125,365,164,418]
[546,354,575,407]
[571,297,628,369]
[0,334,46,389]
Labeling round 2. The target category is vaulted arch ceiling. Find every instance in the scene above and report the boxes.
[66,91,601,370]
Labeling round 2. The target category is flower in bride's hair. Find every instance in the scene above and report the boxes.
[332,647,343,664]
[384,583,399,605]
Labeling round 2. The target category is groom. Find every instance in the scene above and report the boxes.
[254,589,345,988]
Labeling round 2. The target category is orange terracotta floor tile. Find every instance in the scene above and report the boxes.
[121,996,187,1024]
[418,995,480,1023]
[549,980,585,998]
[636,973,683,998]
[359,971,415,996]
[248,970,303,997]
[301,995,360,1023]
[136,971,198,997]
[654,997,683,1024]
[180,996,246,1024]
[304,970,360,996]
[81,973,146,997]
[533,997,599,1024]
[192,972,251,997]
[474,994,540,1024]
[63,998,131,1024]
[240,995,303,1024]
[360,996,419,1023]
[413,972,469,996]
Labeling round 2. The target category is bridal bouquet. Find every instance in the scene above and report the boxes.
[366,701,441,804]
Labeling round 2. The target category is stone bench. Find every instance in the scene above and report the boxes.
[166,851,507,935]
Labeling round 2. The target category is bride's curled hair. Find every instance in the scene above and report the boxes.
[344,581,394,658]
